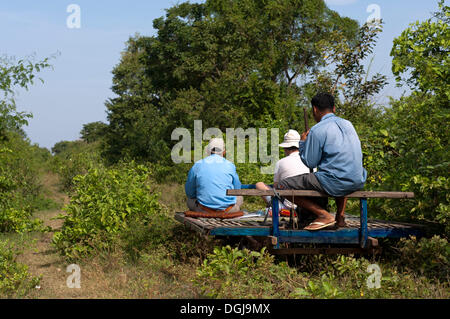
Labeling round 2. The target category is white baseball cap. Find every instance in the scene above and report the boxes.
[206,137,225,155]
[278,129,300,148]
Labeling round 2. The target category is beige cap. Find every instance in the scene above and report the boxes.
[206,137,225,155]
[279,129,300,148]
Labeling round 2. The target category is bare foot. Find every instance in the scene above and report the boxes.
[335,216,347,228]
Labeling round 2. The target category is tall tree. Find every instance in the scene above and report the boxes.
[80,121,108,143]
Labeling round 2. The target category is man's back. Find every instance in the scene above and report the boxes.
[185,154,241,210]
[299,113,367,197]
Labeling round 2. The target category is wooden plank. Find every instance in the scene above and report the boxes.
[226,189,414,198]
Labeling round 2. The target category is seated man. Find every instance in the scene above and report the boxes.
[255,129,311,212]
[185,137,243,213]
[278,93,367,230]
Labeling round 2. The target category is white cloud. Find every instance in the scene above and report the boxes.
[324,0,358,5]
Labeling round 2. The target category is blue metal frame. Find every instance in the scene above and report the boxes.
[209,226,422,240]
[360,198,368,248]
[271,197,280,248]
[210,184,421,250]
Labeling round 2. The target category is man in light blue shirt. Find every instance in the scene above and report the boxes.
[279,93,367,230]
[185,138,243,213]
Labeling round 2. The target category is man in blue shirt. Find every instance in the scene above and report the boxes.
[279,93,367,230]
[185,138,243,213]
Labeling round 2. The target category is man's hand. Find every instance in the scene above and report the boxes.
[301,130,310,141]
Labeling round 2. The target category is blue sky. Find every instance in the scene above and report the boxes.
[0,0,443,149]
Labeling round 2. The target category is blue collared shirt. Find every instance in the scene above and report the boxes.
[185,154,242,210]
[299,113,367,197]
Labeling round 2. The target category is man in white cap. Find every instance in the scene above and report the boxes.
[185,137,243,213]
[255,129,311,211]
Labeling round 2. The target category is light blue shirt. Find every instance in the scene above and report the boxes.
[185,154,242,210]
[299,113,367,197]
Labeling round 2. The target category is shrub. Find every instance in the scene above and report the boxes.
[292,253,448,299]
[51,140,104,191]
[52,163,166,260]
[194,245,297,298]
[395,236,449,282]
[0,240,41,297]
[0,136,51,233]
[0,207,45,233]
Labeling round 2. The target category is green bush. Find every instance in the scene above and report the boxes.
[0,208,45,233]
[52,163,166,260]
[0,240,41,297]
[292,255,371,298]
[51,140,104,191]
[194,245,297,298]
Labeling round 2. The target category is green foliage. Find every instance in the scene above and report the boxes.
[80,121,108,143]
[0,54,55,234]
[292,253,447,299]
[358,90,450,232]
[194,246,448,299]
[0,134,52,233]
[52,163,166,260]
[194,245,297,298]
[0,208,45,233]
[51,140,79,156]
[391,0,449,103]
[0,240,41,297]
[353,2,450,234]
[149,162,192,184]
[119,216,174,262]
[51,140,104,191]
